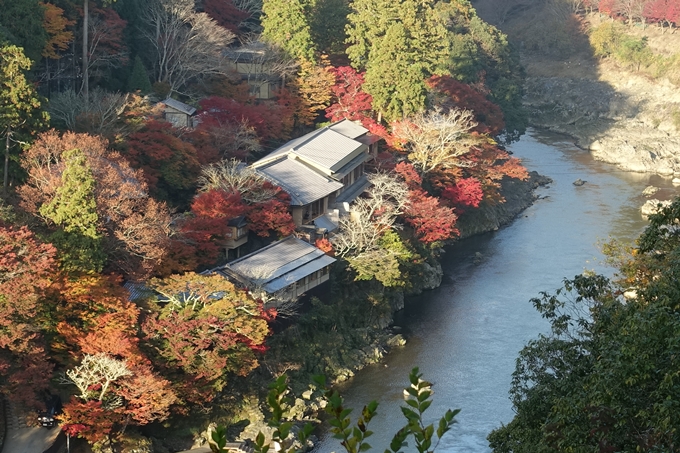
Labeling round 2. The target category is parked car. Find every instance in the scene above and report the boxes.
[38,395,62,428]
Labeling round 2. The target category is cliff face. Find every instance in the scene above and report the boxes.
[473,0,680,176]
[524,63,680,175]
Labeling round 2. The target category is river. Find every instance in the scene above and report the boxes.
[314,129,679,453]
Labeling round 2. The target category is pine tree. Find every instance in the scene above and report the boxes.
[261,0,317,62]
[39,148,105,274]
[127,55,152,93]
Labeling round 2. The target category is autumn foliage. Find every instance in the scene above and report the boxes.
[180,185,295,265]
[427,75,505,136]
[41,2,75,59]
[141,273,272,403]
[0,227,59,408]
[326,66,393,144]
[203,0,251,35]
[55,276,177,443]
[19,130,173,278]
[123,120,201,206]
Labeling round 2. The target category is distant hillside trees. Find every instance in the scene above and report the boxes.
[0,0,48,63]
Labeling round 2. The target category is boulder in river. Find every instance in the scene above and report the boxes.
[642,185,659,196]
[641,199,672,218]
[573,178,586,186]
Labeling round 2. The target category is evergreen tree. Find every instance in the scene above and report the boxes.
[439,2,527,140]
[363,24,428,122]
[261,0,316,62]
[0,44,47,197]
[346,0,450,120]
[127,55,152,93]
[40,148,105,274]
[0,0,47,64]
[310,0,349,54]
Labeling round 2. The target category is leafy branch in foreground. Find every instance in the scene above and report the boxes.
[210,367,459,453]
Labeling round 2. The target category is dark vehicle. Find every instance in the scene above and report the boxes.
[38,395,62,428]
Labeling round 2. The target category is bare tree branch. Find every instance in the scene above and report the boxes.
[197,158,277,203]
[64,353,132,405]
[393,107,479,175]
[331,173,409,257]
[141,0,235,94]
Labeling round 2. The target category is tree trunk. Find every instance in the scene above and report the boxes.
[82,0,89,105]
[3,130,10,198]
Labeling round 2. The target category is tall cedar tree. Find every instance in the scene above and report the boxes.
[0,45,47,197]
[39,148,106,274]
[127,55,152,93]
[346,0,450,121]
[19,131,172,279]
[261,0,316,62]
[80,0,117,103]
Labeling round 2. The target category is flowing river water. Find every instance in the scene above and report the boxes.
[314,129,679,453]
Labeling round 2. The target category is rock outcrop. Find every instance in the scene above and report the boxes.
[524,70,680,175]
[457,171,552,239]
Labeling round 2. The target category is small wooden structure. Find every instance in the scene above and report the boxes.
[224,215,248,259]
[161,98,197,128]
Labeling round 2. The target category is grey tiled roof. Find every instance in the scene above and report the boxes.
[256,156,343,206]
[254,121,368,172]
[329,119,369,139]
[222,236,335,293]
[291,129,364,172]
[162,98,196,115]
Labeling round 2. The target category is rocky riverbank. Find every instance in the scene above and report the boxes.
[524,72,680,175]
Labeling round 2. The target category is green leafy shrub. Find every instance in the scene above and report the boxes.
[209,368,460,453]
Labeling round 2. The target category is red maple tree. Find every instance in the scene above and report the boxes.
[122,120,201,206]
[404,189,459,244]
[203,0,251,35]
[427,75,505,136]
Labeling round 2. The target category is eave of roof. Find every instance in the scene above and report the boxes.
[162,98,196,115]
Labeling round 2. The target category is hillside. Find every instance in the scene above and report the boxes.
[473,0,680,175]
